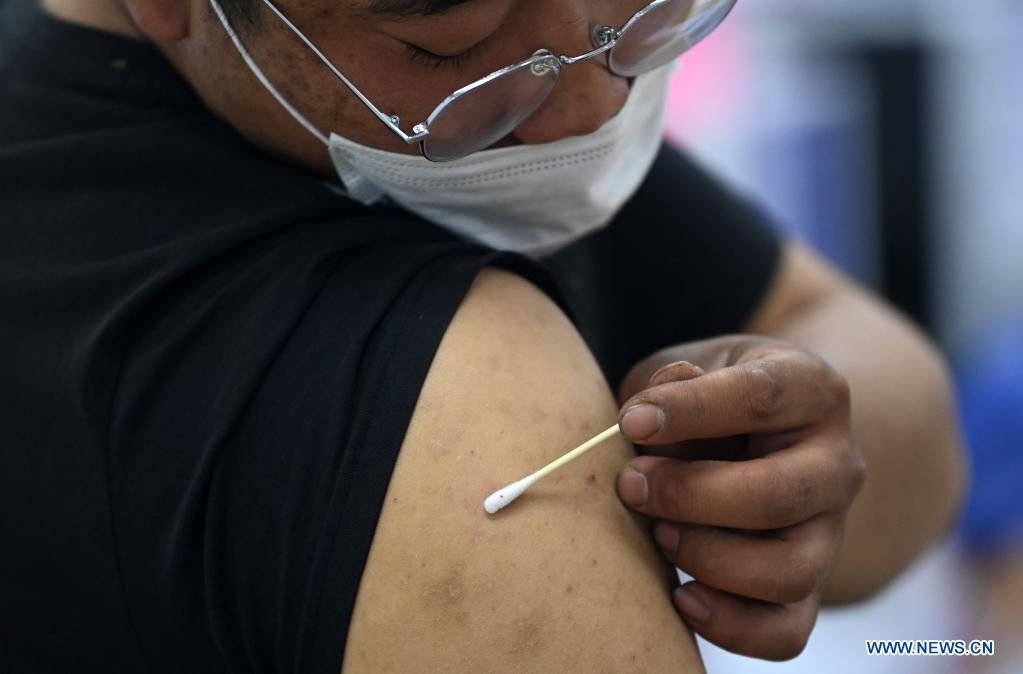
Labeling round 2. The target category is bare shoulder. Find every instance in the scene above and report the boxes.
[342,268,704,673]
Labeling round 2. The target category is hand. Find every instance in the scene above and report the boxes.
[615,336,866,660]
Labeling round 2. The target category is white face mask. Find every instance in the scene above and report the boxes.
[328,62,675,258]
[209,0,674,258]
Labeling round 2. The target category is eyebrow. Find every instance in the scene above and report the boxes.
[359,0,478,17]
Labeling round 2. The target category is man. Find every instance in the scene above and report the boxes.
[0,0,966,671]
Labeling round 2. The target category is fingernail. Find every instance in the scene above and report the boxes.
[620,404,665,440]
[653,521,680,553]
[674,586,711,624]
[617,467,648,507]
[649,360,704,385]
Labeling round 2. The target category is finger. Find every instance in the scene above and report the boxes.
[638,435,748,462]
[617,336,752,403]
[672,581,820,661]
[617,445,856,528]
[618,359,705,406]
[618,352,849,444]
[653,515,839,604]
[647,360,705,386]
[638,364,736,461]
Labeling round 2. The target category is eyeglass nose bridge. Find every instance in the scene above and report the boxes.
[556,25,618,67]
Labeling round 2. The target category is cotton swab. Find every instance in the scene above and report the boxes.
[483,423,622,514]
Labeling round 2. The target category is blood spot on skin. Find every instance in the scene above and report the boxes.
[587,473,598,486]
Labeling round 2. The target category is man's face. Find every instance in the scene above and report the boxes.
[173,0,642,172]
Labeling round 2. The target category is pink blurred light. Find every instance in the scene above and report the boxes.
[665,16,747,144]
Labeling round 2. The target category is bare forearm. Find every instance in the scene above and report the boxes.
[766,287,968,603]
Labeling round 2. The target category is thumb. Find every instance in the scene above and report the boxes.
[648,360,706,386]
[617,359,705,405]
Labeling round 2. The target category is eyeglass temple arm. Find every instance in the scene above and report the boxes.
[258,0,428,143]
[209,0,429,145]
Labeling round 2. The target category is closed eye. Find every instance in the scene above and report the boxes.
[403,34,493,69]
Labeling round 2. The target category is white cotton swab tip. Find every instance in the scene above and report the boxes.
[483,475,538,514]
[483,424,621,515]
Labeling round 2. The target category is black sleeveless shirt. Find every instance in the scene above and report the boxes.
[0,1,780,670]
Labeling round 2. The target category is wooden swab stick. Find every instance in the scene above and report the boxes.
[483,423,622,515]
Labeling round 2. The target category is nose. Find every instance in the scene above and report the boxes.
[511,13,630,144]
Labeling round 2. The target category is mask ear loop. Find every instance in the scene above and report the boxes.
[208,0,330,146]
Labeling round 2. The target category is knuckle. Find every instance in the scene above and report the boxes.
[741,361,784,422]
[681,383,711,424]
[674,528,709,570]
[847,446,868,494]
[774,622,812,661]
[755,467,804,527]
[656,469,692,518]
[821,363,851,408]
[778,547,821,603]
[829,437,867,503]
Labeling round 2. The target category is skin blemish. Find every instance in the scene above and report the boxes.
[509,613,546,655]
[527,402,550,425]
[587,473,598,486]
[425,568,466,611]
[565,584,574,594]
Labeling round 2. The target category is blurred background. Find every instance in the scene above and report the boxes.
[665,0,1023,672]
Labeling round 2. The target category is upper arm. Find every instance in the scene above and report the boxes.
[341,268,704,673]
[743,240,848,336]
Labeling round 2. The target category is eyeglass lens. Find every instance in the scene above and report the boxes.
[421,0,735,161]
[421,56,560,160]
[609,0,697,76]
[422,57,560,162]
